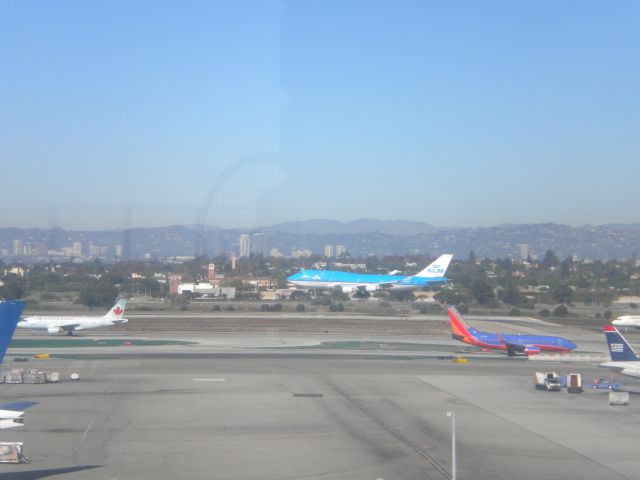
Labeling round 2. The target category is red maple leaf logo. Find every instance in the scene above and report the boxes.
[113,306,123,315]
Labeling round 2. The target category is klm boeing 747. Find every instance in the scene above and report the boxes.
[287,254,452,294]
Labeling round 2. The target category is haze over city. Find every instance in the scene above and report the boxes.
[2,0,639,230]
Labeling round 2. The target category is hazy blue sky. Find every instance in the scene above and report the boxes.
[1,0,639,229]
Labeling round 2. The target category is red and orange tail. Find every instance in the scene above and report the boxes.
[447,305,472,340]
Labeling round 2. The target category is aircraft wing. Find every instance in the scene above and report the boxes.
[0,401,37,430]
[60,323,82,332]
[0,401,38,411]
[503,342,541,356]
[503,342,525,352]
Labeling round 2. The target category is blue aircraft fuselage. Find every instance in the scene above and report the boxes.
[287,269,447,291]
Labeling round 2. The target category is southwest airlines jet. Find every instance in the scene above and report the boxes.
[287,254,453,294]
[0,300,38,430]
[600,325,640,378]
[448,305,577,356]
[18,298,128,335]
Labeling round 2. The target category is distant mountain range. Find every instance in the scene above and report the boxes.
[1,220,640,261]
[601,224,640,231]
[265,218,439,236]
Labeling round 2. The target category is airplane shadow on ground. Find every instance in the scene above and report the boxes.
[0,465,100,479]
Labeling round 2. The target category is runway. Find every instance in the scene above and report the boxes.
[2,316,639,479]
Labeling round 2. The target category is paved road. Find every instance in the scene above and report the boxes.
[1,347,639,479]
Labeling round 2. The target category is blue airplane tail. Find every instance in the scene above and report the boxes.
[603,325,640,361]
[0,301,25,364]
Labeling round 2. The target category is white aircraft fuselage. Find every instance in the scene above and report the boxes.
[17,298,128,335]
[612,315,640,328]
[18,315,127,334]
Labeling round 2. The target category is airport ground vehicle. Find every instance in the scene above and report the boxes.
[534,372,562,391]
[590,378,621,390]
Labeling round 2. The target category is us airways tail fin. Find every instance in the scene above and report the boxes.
[0,301,25,364]
[604,325,640,361]
[447,305,476,341]
[104,298,127,319]
[415,254,453,278]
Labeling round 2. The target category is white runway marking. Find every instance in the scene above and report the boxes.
[192,378,226,382]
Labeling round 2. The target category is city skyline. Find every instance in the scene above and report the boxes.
[2,1,639,229]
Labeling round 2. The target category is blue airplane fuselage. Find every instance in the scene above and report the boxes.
[461,326,577,352]
[287,269,447,291]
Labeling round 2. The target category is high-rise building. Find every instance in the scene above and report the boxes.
[252,233,267,256]
[519,244,529,259]
[324,245,335,258]
[239,234,251,258]
[336,245,347,257]
[72,242,83,257]
[12,239,22,257]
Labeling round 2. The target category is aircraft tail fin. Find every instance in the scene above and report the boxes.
[0,301,25,364]
[447,305,474,339]
[415,254,453,278]
[604,325,640,361]
[104,298,127,319]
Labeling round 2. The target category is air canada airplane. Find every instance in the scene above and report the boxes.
[600,325,640,378]
[287,254,453,294]
[0,300,37,430]
[18,298,128,335]
[448,305,577,356]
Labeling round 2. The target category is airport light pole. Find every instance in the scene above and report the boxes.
[446,411,456,480]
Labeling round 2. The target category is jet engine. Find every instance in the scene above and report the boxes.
[0,410,25,430]
[620,367,640,378]
[523,345,541,355]
[341,286,357,294]
[47,326,62,335]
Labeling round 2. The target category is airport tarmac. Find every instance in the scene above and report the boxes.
[2,317,639,479]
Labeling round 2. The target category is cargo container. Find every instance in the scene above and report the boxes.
[23,370,46,384]
[567,373,583,393]
[3,371,23,384]
[609,391,630,406]
[0,443,27,463]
